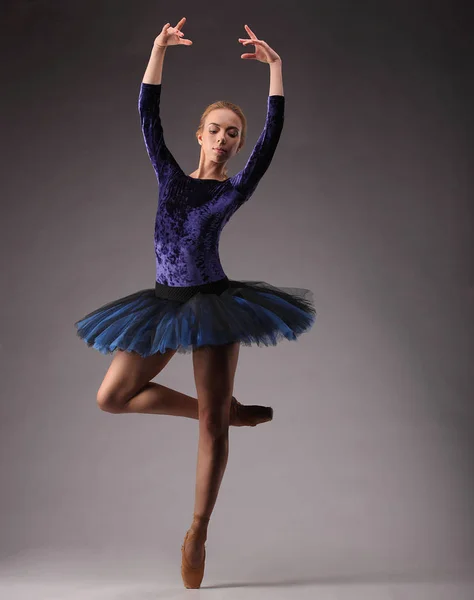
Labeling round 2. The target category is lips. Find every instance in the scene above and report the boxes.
[214,148,227,154]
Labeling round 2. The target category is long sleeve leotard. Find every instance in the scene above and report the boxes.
[138,82,285,287]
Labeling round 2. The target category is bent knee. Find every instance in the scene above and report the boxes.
[96,390,125,413]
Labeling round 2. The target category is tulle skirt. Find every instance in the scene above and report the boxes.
[74,277,316,356]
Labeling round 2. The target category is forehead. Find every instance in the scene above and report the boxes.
[205,108,241,128]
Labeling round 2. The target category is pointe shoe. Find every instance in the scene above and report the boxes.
[181,513,209,589]
[230,396,273,427]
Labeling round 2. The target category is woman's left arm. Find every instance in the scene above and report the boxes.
[240,25,284,96]
[229,26,285,197]
[269,58,284,96]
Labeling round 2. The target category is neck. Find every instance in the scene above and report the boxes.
[192,151,227,180]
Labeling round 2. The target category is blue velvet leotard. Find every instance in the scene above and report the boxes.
[138,83,285,287]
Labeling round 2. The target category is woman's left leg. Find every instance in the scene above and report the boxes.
[184,341,240,567]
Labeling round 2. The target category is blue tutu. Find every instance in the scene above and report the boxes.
[74,278,316,356]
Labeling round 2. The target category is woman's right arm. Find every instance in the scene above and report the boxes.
[138,21,192,184]
[143,18,190,85]
[138,46,182,185]
[142,44,166,85]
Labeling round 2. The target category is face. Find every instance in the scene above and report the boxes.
[198,108,242,163]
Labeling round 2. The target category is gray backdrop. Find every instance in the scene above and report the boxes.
[1,0,473,585]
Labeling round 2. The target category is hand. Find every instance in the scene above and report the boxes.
[238,24,281,64]
[154,17,192,48]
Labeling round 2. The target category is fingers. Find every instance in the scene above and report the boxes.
[239,38,266,46]
[170,28,191,44]
[175,16,186,30]
[163,17,186,32]
[244,24,257,38]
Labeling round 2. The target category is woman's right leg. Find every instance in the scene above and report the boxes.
[97,346,229,420]
[96,347,272,426]
[96,348,179,413]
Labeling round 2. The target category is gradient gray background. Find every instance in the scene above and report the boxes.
[1,0,473,595]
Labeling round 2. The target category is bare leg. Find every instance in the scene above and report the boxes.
[183,342,240,568]
[117,382,201,419]
[103,380,273,427]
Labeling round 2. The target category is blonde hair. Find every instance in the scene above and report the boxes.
[195,101,247,179]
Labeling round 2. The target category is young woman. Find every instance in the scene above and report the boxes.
[74,17,316,588]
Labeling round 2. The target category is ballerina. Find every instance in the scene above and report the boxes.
[74,16,316,588]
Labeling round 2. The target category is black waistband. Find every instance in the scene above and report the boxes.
[154,277,230,301]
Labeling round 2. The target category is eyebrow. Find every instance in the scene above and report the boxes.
[208,122,240,131]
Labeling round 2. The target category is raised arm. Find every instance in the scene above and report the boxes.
[230,89,284,197]
[138,78,182,184]
[139,19,192,184]
[231,30,284,197]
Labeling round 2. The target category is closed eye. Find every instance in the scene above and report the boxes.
[209,129,238,137]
